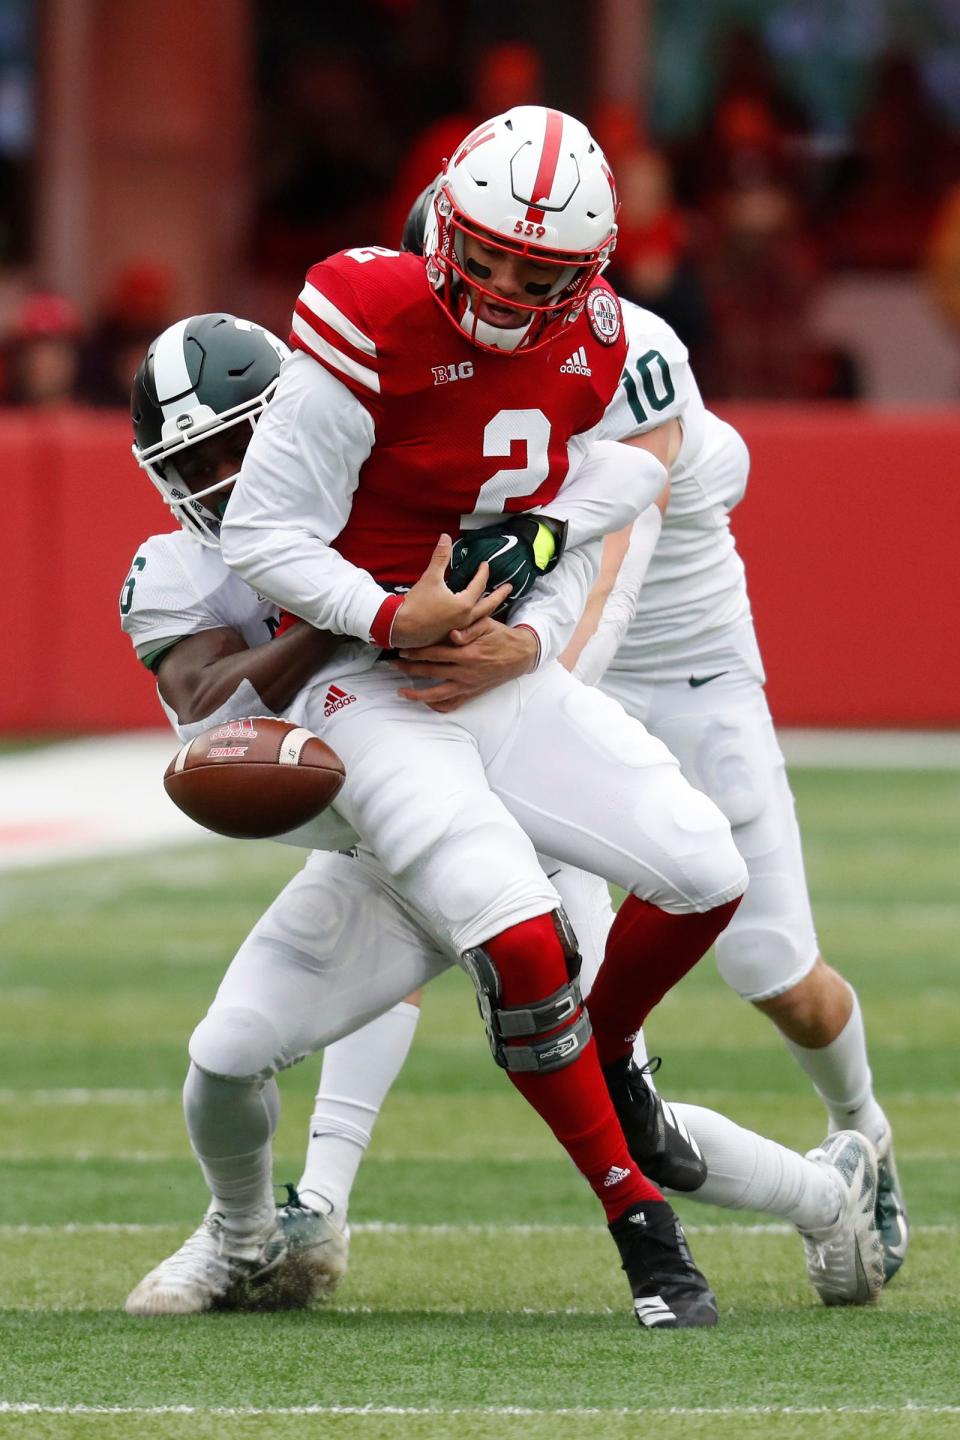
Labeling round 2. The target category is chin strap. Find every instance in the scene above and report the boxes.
[458,303,532,352]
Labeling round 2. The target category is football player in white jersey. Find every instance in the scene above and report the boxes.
[120,310,881,1321]
[572,299,907,1283]
[121,312,422,1300]
[393,184,907,1282]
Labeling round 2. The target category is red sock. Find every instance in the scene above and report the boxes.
[485,916,661,1221]
[587,895,742,1067]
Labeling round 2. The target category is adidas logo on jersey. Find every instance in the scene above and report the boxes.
[324,685,357,717]
[603,1164,632,1187]
[560,346,592,376]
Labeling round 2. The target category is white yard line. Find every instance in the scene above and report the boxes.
[4,1087,959,1105]
[0,1089,179,1103]
[1,1403,958,1418]
[0,732,209,871]
[0,1221,954,1237]
[3,1149,958,1165]
[778,728,960,769]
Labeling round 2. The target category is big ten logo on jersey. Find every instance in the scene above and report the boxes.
[432,361,475,386]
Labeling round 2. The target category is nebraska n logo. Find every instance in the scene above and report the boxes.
[323,685,356,717]
[560,346,592,376]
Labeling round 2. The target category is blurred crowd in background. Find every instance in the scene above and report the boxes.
[2,0,960,409]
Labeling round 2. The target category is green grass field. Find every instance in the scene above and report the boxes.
[1,767,958,1439]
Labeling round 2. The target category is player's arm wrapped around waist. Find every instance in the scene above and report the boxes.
[507,537,602,670]
[540,438,668,549]
[572,505,663,687]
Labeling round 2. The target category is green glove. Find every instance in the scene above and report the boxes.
[447,514,568,612]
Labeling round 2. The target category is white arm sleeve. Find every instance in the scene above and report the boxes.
[572,506,662,686]
[172,677,278,743]
[509,538,602,669]
[220,352,392,640]
[535,437,667,549]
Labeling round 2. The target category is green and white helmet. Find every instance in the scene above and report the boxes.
[131,313,289,546]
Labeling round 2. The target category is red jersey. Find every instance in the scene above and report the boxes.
[289,247,627,586]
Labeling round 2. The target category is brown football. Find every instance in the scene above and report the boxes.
[163,716,346,840]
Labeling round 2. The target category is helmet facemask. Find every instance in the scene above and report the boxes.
[429,188,611,354]
[423,107,619,355]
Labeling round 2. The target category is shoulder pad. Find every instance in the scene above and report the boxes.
[291,250,428,400]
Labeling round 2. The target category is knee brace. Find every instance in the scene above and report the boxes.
[188,1005,283,1085]
[460,909,592,1074]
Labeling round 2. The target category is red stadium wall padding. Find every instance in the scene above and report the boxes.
[717,406,960,728]
[1,406,958,733]
[1,412,168,734]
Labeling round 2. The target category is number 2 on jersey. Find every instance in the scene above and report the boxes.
[461,408,552,525]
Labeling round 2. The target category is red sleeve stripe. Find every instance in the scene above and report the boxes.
[300,280,377,355]
[293,298,377,372]
[291,309,381,394]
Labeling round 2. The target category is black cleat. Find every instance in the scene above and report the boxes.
[610,1199,719,1329]
[603,1056,707,1191]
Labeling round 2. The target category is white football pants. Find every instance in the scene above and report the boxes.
[600,647,818,1000]
[296,659,747,955]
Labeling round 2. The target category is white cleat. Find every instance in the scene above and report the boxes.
[799,1130,885,1307]
[276,1186,350,1300]
[124,1212,287,1317]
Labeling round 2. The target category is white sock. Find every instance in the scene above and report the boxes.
[183,1066,279,1236]
[669,1102,842,1232]
[298,1001,420,1227]
[780,989,888,1146]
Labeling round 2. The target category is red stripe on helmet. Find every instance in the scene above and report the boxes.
[454,123,496,166]
[527,108,564,209]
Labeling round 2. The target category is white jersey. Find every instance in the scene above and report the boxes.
[119,530,285,735]
[597,301,754,680]
[120,529,363,851]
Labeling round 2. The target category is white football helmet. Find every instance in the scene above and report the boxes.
[131,314,289,547]
[423,105,619,354]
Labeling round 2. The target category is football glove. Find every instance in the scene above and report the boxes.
[446,514,568,613]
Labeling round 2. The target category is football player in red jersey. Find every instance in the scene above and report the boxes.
[218,107,748,1329]
[120,311,882,1323]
